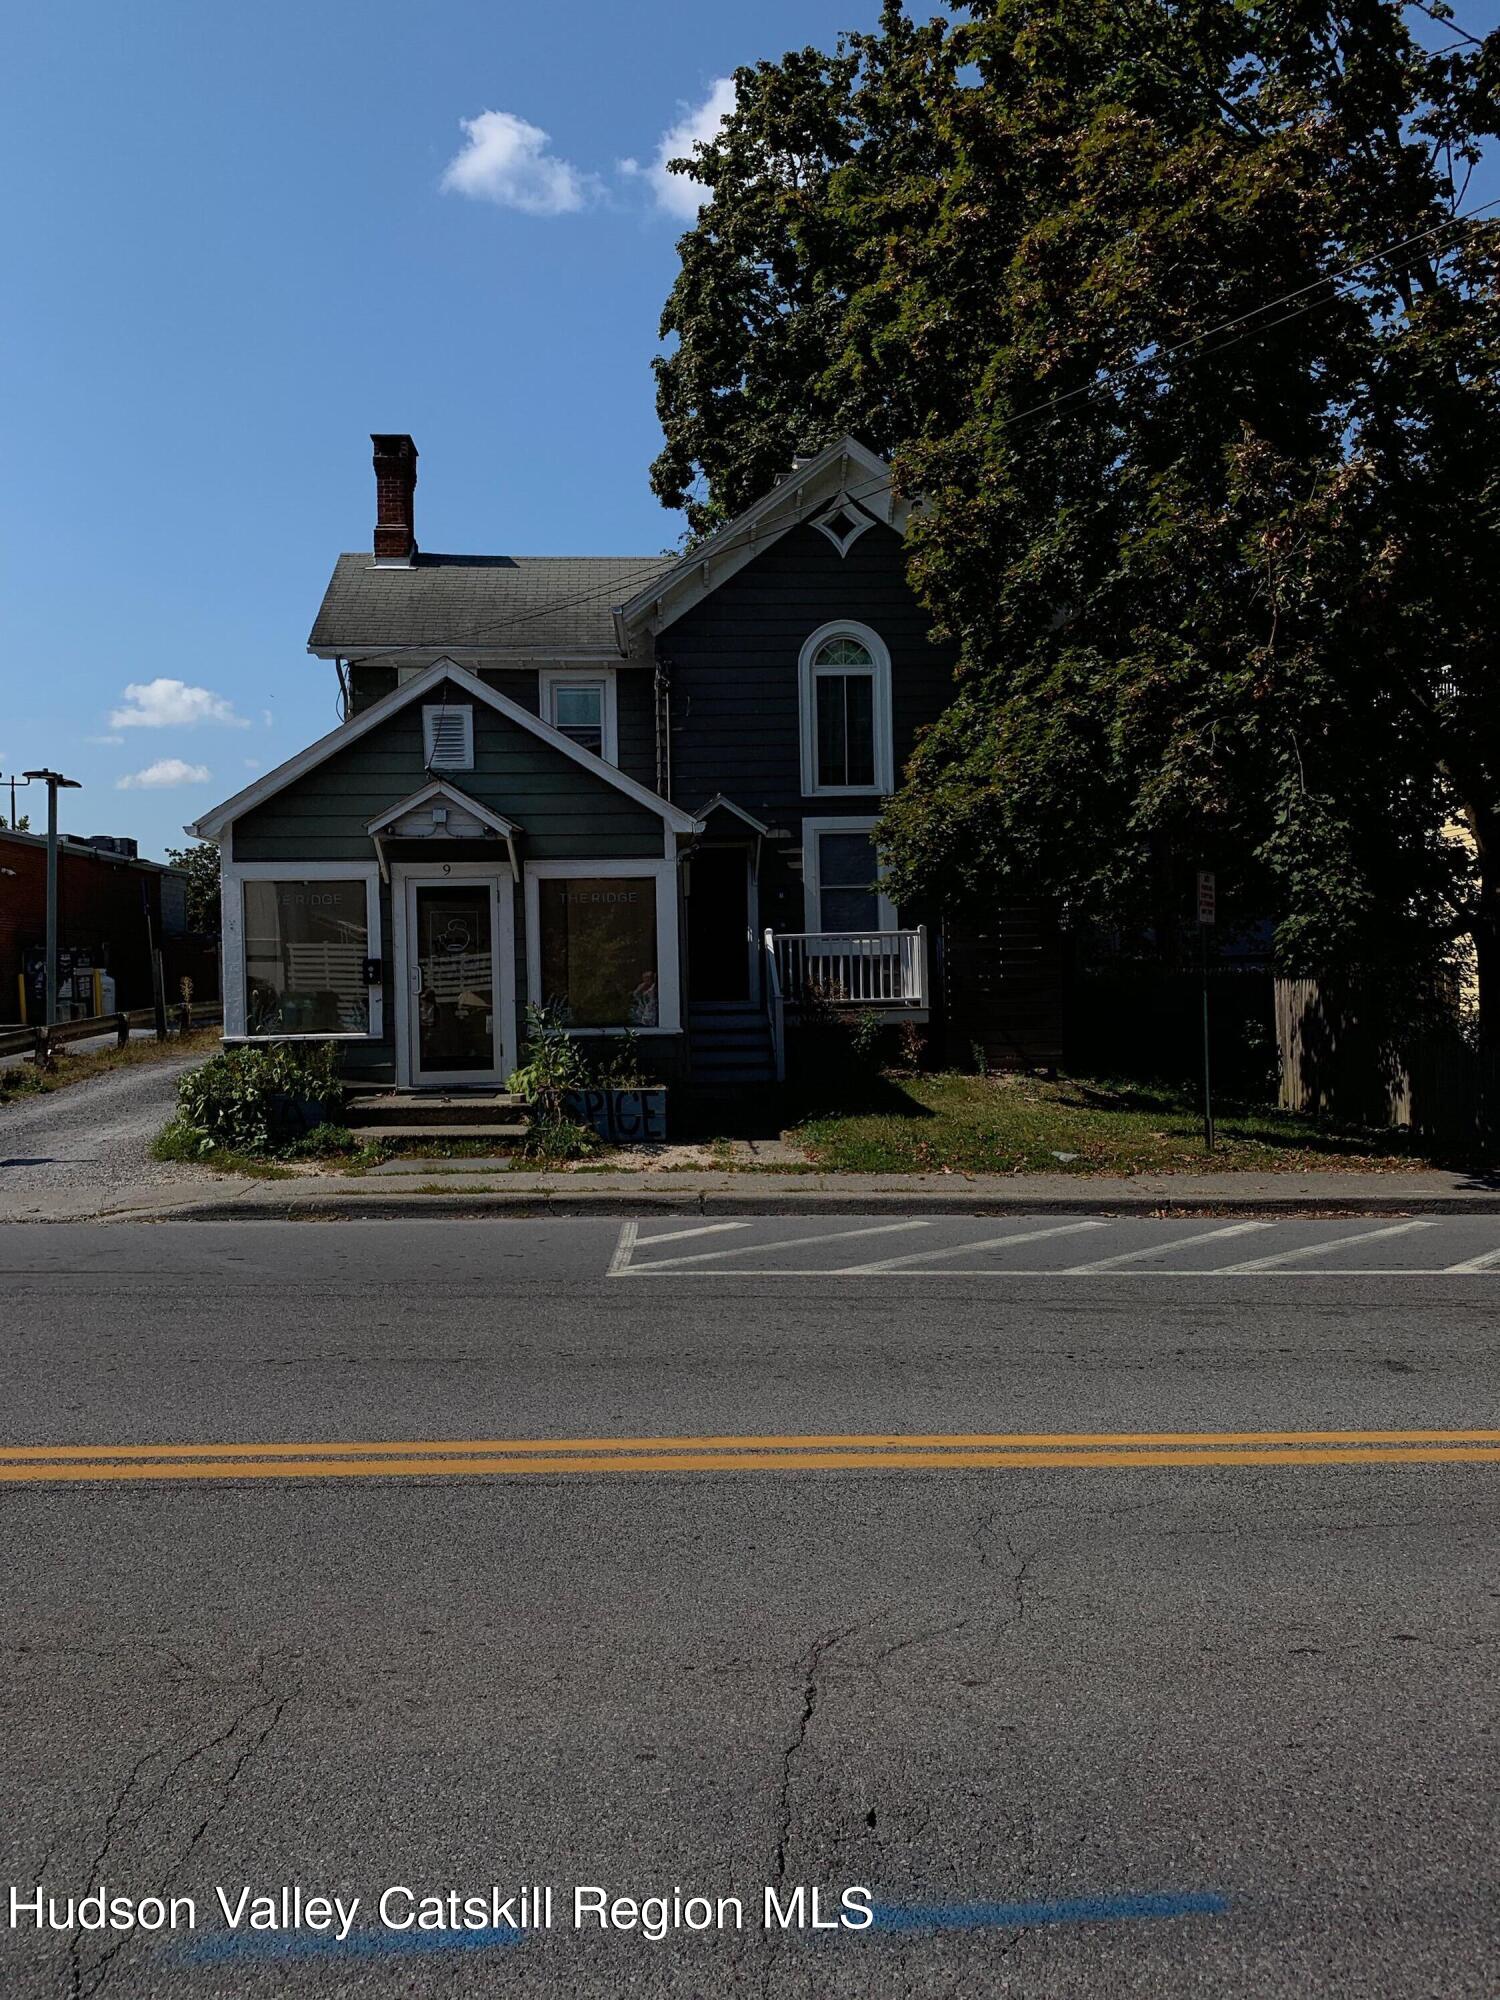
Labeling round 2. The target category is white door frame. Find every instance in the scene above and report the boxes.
[391,860,515,1088]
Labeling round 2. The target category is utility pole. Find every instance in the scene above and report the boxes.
[1196,869,1217,1152]
[21,770,81,1027]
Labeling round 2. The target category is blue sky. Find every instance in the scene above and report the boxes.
[0,0,901,856]
[2,1,1495,858]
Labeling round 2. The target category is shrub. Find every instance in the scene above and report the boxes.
[508,1003,593,1120]
[176,1041,345,1155]
[847,1010,884,1067]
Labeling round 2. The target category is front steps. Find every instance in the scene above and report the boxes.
[689,1001,777,1087]
[344,1088,531,1151]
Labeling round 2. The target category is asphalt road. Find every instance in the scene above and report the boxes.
[1,1218,1495,1999]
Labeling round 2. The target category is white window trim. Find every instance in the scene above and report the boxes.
[539,668,618,766]
[220,858,383,1041]
[524,856,681,1036]
[797,620,894,797]
[422,703,474,772]
[801,816,898,934]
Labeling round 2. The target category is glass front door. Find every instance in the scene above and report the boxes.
[412,883,497,1081]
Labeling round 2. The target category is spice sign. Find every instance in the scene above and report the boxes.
[1196,871,1217,926]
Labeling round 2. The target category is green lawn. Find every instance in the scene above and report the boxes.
[788,1069,1453,1175]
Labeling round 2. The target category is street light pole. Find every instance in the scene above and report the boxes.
[21,770,81,1027]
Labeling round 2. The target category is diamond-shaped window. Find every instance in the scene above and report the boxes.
[812,496,874,557]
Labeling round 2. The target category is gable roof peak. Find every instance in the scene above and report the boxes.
[616,436,908,643]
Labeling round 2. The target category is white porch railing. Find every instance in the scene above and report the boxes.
[762,931,786,1081]
[772,927,927,1007]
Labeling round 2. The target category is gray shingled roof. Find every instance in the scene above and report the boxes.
[307,553,675,656]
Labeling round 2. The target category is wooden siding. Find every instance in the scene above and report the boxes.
[350,664,657,787]
[353,666,539,717]
[664,520,956,815]
[661,520,958,922]
[233,679,664,862]
[617,669,657,790]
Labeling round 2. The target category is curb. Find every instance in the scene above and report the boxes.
[128,1187,1500,1223]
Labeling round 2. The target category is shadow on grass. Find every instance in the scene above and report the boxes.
[785,1068,936,1125]
[1066,1070,1498,1171]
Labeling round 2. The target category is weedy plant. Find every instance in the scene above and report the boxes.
[175,1041,345,1156]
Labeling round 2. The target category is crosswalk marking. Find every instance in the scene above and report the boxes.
[1441,1244,1500,1273]
[634,1221,752,1248]
[607,1217,1500,1279]
[1061,1221,1268,1273]
[836,1221,1105,1275]
[619,1219,930,1273]
[1212,1220,1436,1273]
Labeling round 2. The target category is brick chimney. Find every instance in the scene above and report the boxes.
[371,434,418,564]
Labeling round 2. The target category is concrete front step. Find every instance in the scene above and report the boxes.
[347,1091,527,1130]
[356,1122,532,1147]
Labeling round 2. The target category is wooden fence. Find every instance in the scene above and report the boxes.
[1275,978,1490,1140]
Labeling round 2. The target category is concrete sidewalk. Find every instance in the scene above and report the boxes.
[5,1163,1500,1223]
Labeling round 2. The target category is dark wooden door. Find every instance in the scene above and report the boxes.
[688,848,751,1001]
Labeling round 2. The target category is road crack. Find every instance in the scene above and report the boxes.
[771,1622,860,1886]
[68,1664,295,2000]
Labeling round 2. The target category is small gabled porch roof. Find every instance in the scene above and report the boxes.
[366,779,524,883]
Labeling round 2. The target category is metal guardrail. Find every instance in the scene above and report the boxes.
[0,1003,222,1062]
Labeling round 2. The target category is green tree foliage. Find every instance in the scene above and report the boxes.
[652,0,1500,1035]
[164,839,221,935]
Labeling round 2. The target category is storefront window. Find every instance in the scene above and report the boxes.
[243,880,369,1034]
[537,876,658,1028]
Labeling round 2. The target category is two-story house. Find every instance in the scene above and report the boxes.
[188,433,1054,1091]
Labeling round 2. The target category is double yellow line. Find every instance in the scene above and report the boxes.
[3,1428,1499,1484]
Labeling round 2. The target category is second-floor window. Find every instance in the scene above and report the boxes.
[541,670,617,763]
[799,622,893,796]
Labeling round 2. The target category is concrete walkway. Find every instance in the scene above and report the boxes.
[7,1162,1500,1223]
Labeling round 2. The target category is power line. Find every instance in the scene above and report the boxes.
[1404,0,1488,50]
[342,201,1500,659]
[343,467,906,663]
[995,196,1500,437]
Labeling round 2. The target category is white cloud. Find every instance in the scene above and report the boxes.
[109,679,250,730]
[116,759,212,790]
[620,77,735,220]
[87,733,124,746]
[262,709,274,729]
[441,110,598,216]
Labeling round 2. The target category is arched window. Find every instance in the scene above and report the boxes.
[798,621,893,796]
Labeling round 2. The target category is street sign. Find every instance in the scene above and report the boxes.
[1196,871,1217,926]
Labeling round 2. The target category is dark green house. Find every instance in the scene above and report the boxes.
[189,432,1011,1090]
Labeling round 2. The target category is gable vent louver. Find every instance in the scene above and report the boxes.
[423,704,474,772]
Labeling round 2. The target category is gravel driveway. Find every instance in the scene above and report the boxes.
[0,1052,207,1215]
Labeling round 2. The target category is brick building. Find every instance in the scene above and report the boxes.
[0,829,215,1024]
